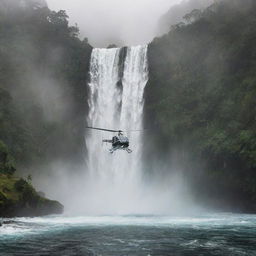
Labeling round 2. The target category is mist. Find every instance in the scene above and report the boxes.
[32,44,203,216]
[2,0,246,217]
[47,0,183,47]
[24,0,218,215]
[2,0,256,254]
[7,0,221,217]
[158,0,215,35]
[33,158,201,216]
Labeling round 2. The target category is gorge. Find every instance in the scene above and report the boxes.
[1,0,256,255]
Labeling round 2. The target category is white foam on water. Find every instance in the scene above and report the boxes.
[13,213,256,227]
[1,213,256,238]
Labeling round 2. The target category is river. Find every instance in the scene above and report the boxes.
[1,213,256,255]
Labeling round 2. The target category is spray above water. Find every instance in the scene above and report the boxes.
[34,46,197,215]
[80,45,195,215]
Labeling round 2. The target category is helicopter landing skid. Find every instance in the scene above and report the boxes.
[109,148,132,154]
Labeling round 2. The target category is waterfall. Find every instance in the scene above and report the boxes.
[85,45,148,214]
[86,47,122,179]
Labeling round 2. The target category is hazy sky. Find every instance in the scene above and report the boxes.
[47,0,183,47]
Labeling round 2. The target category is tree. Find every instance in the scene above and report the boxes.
[183,9,202,23]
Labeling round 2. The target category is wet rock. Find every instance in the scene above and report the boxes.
[0,175,64,218]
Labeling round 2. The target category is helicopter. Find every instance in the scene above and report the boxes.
[86,126,143,153]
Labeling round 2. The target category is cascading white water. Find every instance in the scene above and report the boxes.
[119,46,148,179]
[86,47,122,180]
[85,45,148,214]
[50,45,192,215]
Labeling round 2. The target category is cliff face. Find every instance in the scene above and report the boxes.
[0,174,63,217]
[145,0,256,212]
[0,0,90,217]
[0,0,48,9]
[0,2,92,169]
[157,0,214,35]
[0,141,63,218]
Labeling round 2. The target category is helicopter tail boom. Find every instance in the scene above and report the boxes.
[103,139,112,143]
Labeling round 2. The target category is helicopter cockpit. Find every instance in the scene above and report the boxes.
[113,134,129,148]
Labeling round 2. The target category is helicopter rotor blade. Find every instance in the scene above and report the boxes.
[123,129,147,132]
[86,126,122,133]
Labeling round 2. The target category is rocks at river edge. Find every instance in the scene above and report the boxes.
[0,175,63,218]
[0,140,63,217]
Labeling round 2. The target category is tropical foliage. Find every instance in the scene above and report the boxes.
[0,0,92,169]
[146,0,256,211]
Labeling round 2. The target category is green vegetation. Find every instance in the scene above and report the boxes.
[0,174,63,217]
[0,0,92,170]
[0,1,84,216]
[0,142,63,217]
[0,141,16,175]
[146,0,256,211]
[1,0,256,213]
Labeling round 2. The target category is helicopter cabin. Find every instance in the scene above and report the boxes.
[112,135,129,148]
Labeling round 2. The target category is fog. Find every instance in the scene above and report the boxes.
[29,0,216,215]
[31,43,204,216]
[33,159,202,215]
[158,0,215,35]
[47,0,183,47]
[3,0,219,216]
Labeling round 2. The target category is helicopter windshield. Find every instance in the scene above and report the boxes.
[118,135,129,143]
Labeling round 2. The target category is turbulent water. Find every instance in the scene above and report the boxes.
[1,214,256,256]
[84,45,149,214]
